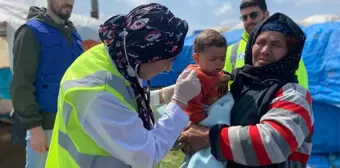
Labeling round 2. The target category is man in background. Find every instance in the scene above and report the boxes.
[224,0,308,88]
[10,0,83,167]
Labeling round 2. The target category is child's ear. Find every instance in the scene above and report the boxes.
[193,53,199,64]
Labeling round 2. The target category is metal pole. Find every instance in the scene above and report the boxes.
[91,0,99,19]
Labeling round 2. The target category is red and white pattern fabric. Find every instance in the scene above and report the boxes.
[213,83,314,167]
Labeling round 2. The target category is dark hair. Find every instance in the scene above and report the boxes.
[240,0,267,11]
[193,29,227,53]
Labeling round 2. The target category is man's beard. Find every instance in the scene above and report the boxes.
[246,16,266,33]
[245,24,255,33]
[51,3,72,20]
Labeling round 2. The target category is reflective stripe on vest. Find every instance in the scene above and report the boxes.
[230,41,240,71]
[46,44,139,168]
[58,129,131,168]
[60,70,136,127]
[54,70,135,168]
[61,70,136,109]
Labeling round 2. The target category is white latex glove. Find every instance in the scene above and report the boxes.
[160,85,175,104]
[172,70,201,105]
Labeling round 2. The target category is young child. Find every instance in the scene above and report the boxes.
[180,29,234,168]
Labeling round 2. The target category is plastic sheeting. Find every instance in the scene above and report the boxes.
[302,23,340,154]
[307,155,330,168]
[224,29,244,46]
[0,0,102,72]
[0,37,9,68]
[307,154,340,167]
[143,45,195,87]
[312,101,340,153]
[0,68,12,99]
[302,22,340,109]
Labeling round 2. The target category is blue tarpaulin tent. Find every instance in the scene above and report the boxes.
[301,22,340,154]
[0,67,12,100]
[143,42,195,87]
[150,21,340,167]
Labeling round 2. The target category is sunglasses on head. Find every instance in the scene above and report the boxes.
[240,11,259,21]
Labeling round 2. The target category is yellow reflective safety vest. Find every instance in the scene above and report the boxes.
[224,31,309,89]
[45,43,137,168]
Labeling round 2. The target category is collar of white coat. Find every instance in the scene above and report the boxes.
[105,46,143,87]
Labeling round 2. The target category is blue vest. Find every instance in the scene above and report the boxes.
[26,19,83,113]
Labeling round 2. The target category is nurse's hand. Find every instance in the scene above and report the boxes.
[172,70,201,105]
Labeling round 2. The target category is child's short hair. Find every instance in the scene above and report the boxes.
[193,29,227,53]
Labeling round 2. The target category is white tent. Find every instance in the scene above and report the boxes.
[229,22,244,31]
[0,37,9,68]
[0,0,102,71]
[297,14,340,26]
[213,14,340,32]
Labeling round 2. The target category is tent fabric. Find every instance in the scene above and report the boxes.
[307,154,340,168]
[144,45,195,87]
[298,23,340,154]
[184,29,244,46]
[224,29,244,45]
[0,68,12,99]
[0,37,9,68]
[307,155,330,168]
[302,22,340,108]
[0,0,102,72]
[0,0,102,38]
[311,101,340,154]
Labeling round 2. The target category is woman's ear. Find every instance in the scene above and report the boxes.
[193,53,199,64]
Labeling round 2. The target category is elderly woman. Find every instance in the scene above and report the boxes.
[45,3,202,168]
[178,13,314,168]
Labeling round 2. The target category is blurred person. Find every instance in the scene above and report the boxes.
[224,0,308,89]
[10,0,83,167]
